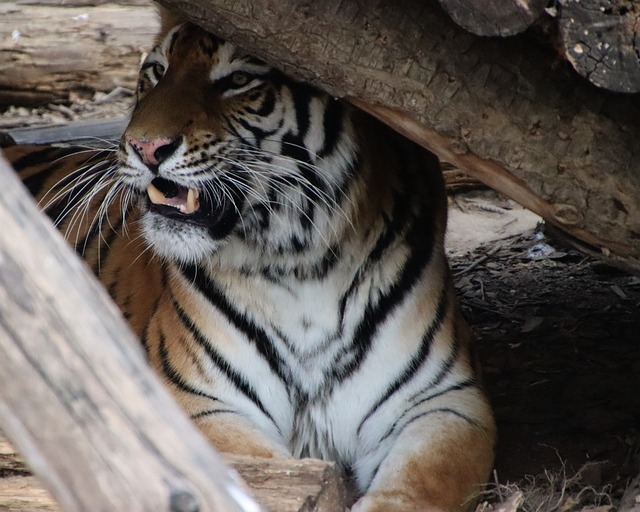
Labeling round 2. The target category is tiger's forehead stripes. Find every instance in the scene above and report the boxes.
[159,24,272,85]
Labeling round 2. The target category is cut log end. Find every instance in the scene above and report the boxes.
[438,0,548,37]
[559,0,640,93]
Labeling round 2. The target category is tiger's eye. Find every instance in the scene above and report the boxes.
[152,63,166,79]
[231,72,250,87]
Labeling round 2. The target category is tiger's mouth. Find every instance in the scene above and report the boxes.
[146,177,237,230]
[147,178,200,215]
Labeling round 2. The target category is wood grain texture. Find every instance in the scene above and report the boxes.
[0,1,158,106]
[157,0,640,274]
[0,477,57,512]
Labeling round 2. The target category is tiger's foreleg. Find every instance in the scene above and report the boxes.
[352,389,495,512]
[193,414,290,459]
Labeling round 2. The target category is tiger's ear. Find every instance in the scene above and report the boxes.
[155,5,186,42]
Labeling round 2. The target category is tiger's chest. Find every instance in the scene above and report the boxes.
[210,265,364,392]
[167,253,407,460]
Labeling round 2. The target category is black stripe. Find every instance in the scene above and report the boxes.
[365,406,481,487]
[172,297,279,427]
[139,268,167,357]
[333,209,437,382]
[11,147,68,173]
[191,408,235,420]
[407,379,475,414]
[180,263,289,383]
[140,329,150,356]
[289,83,314,136]
[280,130,326,237]
[380,407,480,445]
[246,89,276,117]
[43,161,110,226]
[44,179,98,225]
[235,115,279,141]
[405,317,465,406]
[318,99,344,158]
[357,288,449,434]
[16,147,79,195]
[332,135,440,383]
[81,215,124,272]
[158,331,221,404]
[402,407,480,431]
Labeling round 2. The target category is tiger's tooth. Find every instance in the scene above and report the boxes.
[185,188,199,214]
[147,182,165,205]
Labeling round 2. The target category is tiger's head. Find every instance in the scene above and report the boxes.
[118,21,359,265]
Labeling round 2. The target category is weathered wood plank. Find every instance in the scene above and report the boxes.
[0,2,157,106]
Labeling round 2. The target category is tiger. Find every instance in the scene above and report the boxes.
[4,12,495,512]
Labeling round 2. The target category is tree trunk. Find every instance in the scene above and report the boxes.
[0,1,157,106]
[157,0,640,275]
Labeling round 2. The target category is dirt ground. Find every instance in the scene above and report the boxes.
[2,102,640,511]
[448,193,640,510]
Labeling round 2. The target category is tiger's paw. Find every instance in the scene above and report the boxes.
[351,492,450,512]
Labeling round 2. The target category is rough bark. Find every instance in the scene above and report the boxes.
[0,1,158,106]
[438,0,548,36]
[158,0,640,274]
[559,0,640,94]
[0,154,257,511]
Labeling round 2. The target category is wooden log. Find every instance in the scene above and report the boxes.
[0,477,57,512]
[0,435,29,477]
[0,432,347,512]
[0,153,257,512]
[0,2,158,107]
[157,0,640,275]
[559,0,640,94]
[438,0,548,36]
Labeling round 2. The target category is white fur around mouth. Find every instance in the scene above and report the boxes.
[147,180,200,215]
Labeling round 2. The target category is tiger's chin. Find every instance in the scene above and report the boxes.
[140,211,235,265]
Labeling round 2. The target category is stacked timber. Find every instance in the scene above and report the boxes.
[0,0,157,106]
[438,0,640,94]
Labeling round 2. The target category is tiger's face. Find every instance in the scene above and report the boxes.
[118,22,357,265]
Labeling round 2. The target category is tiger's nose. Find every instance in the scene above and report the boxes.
[126,135,182,168]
